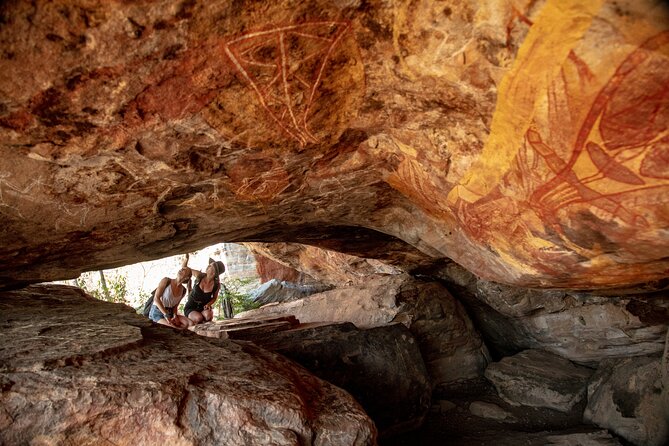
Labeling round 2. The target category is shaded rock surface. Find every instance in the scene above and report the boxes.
[438,262,669,365]
[394,278,490,385]
[249,321,432,438]
[1,1,669,290]
[0,284,377,446]
[484,349,593,413]
[382,378,619,446]
[584,355,668,446]
[239,274,490,386]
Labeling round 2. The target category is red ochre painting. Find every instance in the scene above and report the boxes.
[450,29,669,282]
[223,21,350,147]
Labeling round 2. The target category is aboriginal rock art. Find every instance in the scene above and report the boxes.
[224,21,350,146]
[528,30,669,230]
[226,155,292,203]
[452,30,669,269]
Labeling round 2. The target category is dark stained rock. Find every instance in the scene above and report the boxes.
[394,278,491,386]
[250,321,432,438]
[384,376,621,446]
[0,284,377,445]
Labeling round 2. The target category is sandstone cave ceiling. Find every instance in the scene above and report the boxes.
[0,0,668,290]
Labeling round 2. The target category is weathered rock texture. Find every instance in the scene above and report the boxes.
[189,315,430,437]
[0,285,377,446]
[584,355,668,446]
[250,278,333,305]
[251,321,432,438]
[239,274,490,386]
[1,0,669,290]
[439,262,669,365]
[245,243,406,287]
[484,349,593,413]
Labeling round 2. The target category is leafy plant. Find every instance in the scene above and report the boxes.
[217,277,260,319]
[76,271,129,304]
[136,288,153,313]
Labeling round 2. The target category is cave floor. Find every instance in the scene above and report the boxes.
[379,378,628,446]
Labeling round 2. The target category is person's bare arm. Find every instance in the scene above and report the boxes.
[153,277,171,316]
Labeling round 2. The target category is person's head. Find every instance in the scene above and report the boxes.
[176,267,191,284]
[205,259,225,279]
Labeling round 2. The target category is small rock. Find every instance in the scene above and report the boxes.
[468,401,514,421]
[438,400,457,412]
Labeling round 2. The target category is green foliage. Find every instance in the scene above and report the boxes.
[77,272,129,304]
[217,277,260,319]
[136,288,153,313]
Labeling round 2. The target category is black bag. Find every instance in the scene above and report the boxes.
[141,290,156,317]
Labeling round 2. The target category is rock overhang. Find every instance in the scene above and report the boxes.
[1,0,668,290]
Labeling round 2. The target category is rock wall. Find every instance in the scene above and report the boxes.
[438,262,669,366]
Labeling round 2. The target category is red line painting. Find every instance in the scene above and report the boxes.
[527,30,669,228]
[224,21,350,147]
[448,29,669,275]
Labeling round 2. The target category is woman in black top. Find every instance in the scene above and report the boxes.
[184,258,225,324]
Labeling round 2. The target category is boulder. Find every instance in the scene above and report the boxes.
[439,262,669,365]
[249,278,333,305]
[0,285,376,445]
[239,274,490,386]
[484,349,593,413]
[394,279,491,385]
[251,321,432,437]
[584,355,668,446]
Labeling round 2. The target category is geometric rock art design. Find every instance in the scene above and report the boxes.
[225,21,350,146]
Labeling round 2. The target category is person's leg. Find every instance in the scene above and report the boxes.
[188,311,204,324]
[148,304,166,323]
[156,318,172,327]
[201,308,214,322]
[173,315,192,329]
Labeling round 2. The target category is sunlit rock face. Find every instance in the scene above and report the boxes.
[1,0,669,290]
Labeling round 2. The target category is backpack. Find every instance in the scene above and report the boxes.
[141,277,173,317]
[141,291,156,317]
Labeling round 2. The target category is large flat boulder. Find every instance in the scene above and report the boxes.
[0,285,376,445]
[484,349,593,413]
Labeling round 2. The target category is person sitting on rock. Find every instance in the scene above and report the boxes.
[184,258,225,324]
[148,255,193,329]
